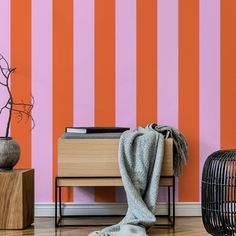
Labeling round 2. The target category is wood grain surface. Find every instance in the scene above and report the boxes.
[0,169,34,229]
[0,217,208,235]
[58,138,173,177]
[58,138,173,187]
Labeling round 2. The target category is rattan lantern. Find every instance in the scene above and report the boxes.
[202,150,236,236]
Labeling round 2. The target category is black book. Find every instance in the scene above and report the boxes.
[65,127,130,134]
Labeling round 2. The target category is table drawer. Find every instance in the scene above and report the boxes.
[58,138,173,177]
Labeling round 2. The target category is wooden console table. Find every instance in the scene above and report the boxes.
[55,138,175,227]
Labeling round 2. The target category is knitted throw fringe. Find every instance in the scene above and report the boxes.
[147,123,188,176]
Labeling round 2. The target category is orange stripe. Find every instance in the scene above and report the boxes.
[221,0,236,149]
[95,187,115,203]
[136,0,157,127]
[53,0,74,202]
[94,0,115,202]
[11,0,31,168]
[94,0,115,126]
[178,0,199,202]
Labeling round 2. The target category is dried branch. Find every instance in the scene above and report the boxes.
[6,106,35,129]
[0,53,35,137]
[0,81,7,87]
[0,53,10,70]
[0,99,10,115]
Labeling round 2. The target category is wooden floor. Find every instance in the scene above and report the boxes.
[0,217,208,236]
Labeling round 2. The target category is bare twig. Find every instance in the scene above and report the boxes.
[0,54,35,137]
[0,99,10,115]
[6,106,35,129]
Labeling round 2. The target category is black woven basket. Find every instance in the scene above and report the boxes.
[202,150,236,236]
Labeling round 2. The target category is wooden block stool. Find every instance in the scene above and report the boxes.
[0,169,34,229]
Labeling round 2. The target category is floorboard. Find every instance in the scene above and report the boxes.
[0,217,208,235]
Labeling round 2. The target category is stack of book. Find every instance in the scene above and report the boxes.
[62,127,130,139]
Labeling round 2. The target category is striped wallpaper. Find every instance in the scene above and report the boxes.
[0,0,235,203]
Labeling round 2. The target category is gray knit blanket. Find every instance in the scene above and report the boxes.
[147,124,188,176]
[89,124,188,236]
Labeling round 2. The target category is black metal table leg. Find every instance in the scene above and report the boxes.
[55,177,58,227]
[173,177,176,227]
[168,186,171,221]
[59,186,62,217]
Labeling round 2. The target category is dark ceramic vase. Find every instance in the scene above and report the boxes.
[0,137,20,171]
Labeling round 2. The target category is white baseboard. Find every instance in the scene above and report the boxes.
[35,202,201,217]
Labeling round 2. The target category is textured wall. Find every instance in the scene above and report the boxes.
[0,0,235,203]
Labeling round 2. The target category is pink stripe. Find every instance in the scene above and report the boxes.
[157,0,179,201]
[74,187,94,203]
[73,0,94,126]
[200,0,220,198]
[73,0,95,203]
[115,0,136,129]
[157,0,178,128]
[115,0,136,202]
[32,0,53,202]
[0,0,10,137]
[115,187,127,203]
[158,187,171,202]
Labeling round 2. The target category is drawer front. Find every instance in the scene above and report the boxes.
[58,139,120,177]
[58,138,173,177]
